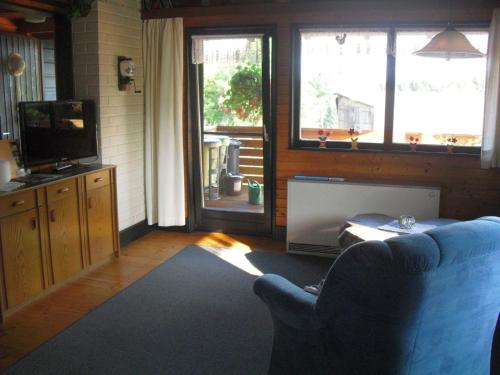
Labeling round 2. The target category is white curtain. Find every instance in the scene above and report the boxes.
[143,18,185,226]
[481,8,500,168]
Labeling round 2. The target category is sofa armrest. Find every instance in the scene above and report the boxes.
[254,274,323,330]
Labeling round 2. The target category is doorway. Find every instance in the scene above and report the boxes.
[188,27,275,235]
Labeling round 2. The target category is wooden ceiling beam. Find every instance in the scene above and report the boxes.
[0,11,26,20]
[1,0,66,15]
[0,17,17,33]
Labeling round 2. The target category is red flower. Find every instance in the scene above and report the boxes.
[318,129,324,135]
[348,128,356,136]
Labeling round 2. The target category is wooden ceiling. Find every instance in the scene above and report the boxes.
[0,1,66,38]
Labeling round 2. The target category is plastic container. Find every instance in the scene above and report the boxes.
[0,159,11,186]
[248,179,263,205]
[223,173,244,196]
[217,135,231,175]
[202,136,221,200]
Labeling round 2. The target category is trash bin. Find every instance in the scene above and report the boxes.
[217,135,231,176]
[223,173,244,196]
[203,136,221,200]
[227,139,241,175]
[248,179,263,205]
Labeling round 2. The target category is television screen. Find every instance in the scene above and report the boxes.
[19,100,97,167]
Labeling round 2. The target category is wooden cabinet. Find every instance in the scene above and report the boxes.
[47,192,84,283]
[86,171,115,264]
[0,165,119,319]
[0,208,45,309]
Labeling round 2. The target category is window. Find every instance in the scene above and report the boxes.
[291,27,489,154]
[393,31,488,147]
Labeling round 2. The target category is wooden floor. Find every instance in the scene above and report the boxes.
[204,186,264,214]
[0,231,285,372]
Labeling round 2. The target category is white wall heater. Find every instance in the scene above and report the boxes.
[286,178,440,257]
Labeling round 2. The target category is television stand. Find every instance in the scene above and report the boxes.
[52,163,101,176]
[54,162,75,171]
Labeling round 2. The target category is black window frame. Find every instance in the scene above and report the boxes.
[290,24,489,156]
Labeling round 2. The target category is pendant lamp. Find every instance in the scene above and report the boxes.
[414,25,486,59]
[414,0,485,59]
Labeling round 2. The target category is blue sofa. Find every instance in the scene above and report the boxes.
[255,217,500,375]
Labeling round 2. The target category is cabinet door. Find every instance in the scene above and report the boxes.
[0,209,44,309]
[87,185,115,264]
[48,196,83,283]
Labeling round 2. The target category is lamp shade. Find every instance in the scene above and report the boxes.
[414,27,485,59]
[7,53,26,77]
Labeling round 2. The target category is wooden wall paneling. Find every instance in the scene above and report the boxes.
[158,1,500,228]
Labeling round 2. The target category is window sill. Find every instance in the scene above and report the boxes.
[289,145,481,158]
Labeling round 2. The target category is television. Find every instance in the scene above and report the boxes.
[19,100,97,167]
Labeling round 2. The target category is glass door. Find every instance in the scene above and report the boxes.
[188,28,274,235]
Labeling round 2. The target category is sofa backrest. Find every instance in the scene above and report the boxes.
[316,217,500,374]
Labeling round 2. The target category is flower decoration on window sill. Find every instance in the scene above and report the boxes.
[348,128,360,150]
[409,136,419,152]
[446,137,458,154]
[318,129,330,149]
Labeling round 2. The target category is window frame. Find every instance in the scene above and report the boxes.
[290,24,489,156]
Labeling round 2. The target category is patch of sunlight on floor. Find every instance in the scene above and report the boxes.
[194,233,253,251]
[201,246,263,276]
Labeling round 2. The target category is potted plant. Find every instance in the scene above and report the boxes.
[446,137,458,153]
[222,63,262,125]
[318,129,330,149]
[409,136,419,152]
[348,128,359,150]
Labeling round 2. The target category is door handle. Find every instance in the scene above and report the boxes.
[58,187,70,194]
[12,200,25,207]
[263,125,269,142]
[94,177,103,183]
[50,209,56,222]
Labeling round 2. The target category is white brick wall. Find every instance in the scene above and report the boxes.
[73,0,145,231]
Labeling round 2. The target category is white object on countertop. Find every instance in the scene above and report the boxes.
[0,181,25,192]
[0,159,11,186]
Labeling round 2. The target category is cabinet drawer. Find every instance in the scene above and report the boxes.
[0,190,36,218]
[47,179,78,203]
[86,170,110,191]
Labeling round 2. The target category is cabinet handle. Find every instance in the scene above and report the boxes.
[58,187,70,194]
[94,177,103,183]
[88,197,92,209]
[12,200,25,207]
[31,217,37,230]
[50,209,56,222]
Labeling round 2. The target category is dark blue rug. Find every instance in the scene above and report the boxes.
[5,246,333,375]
